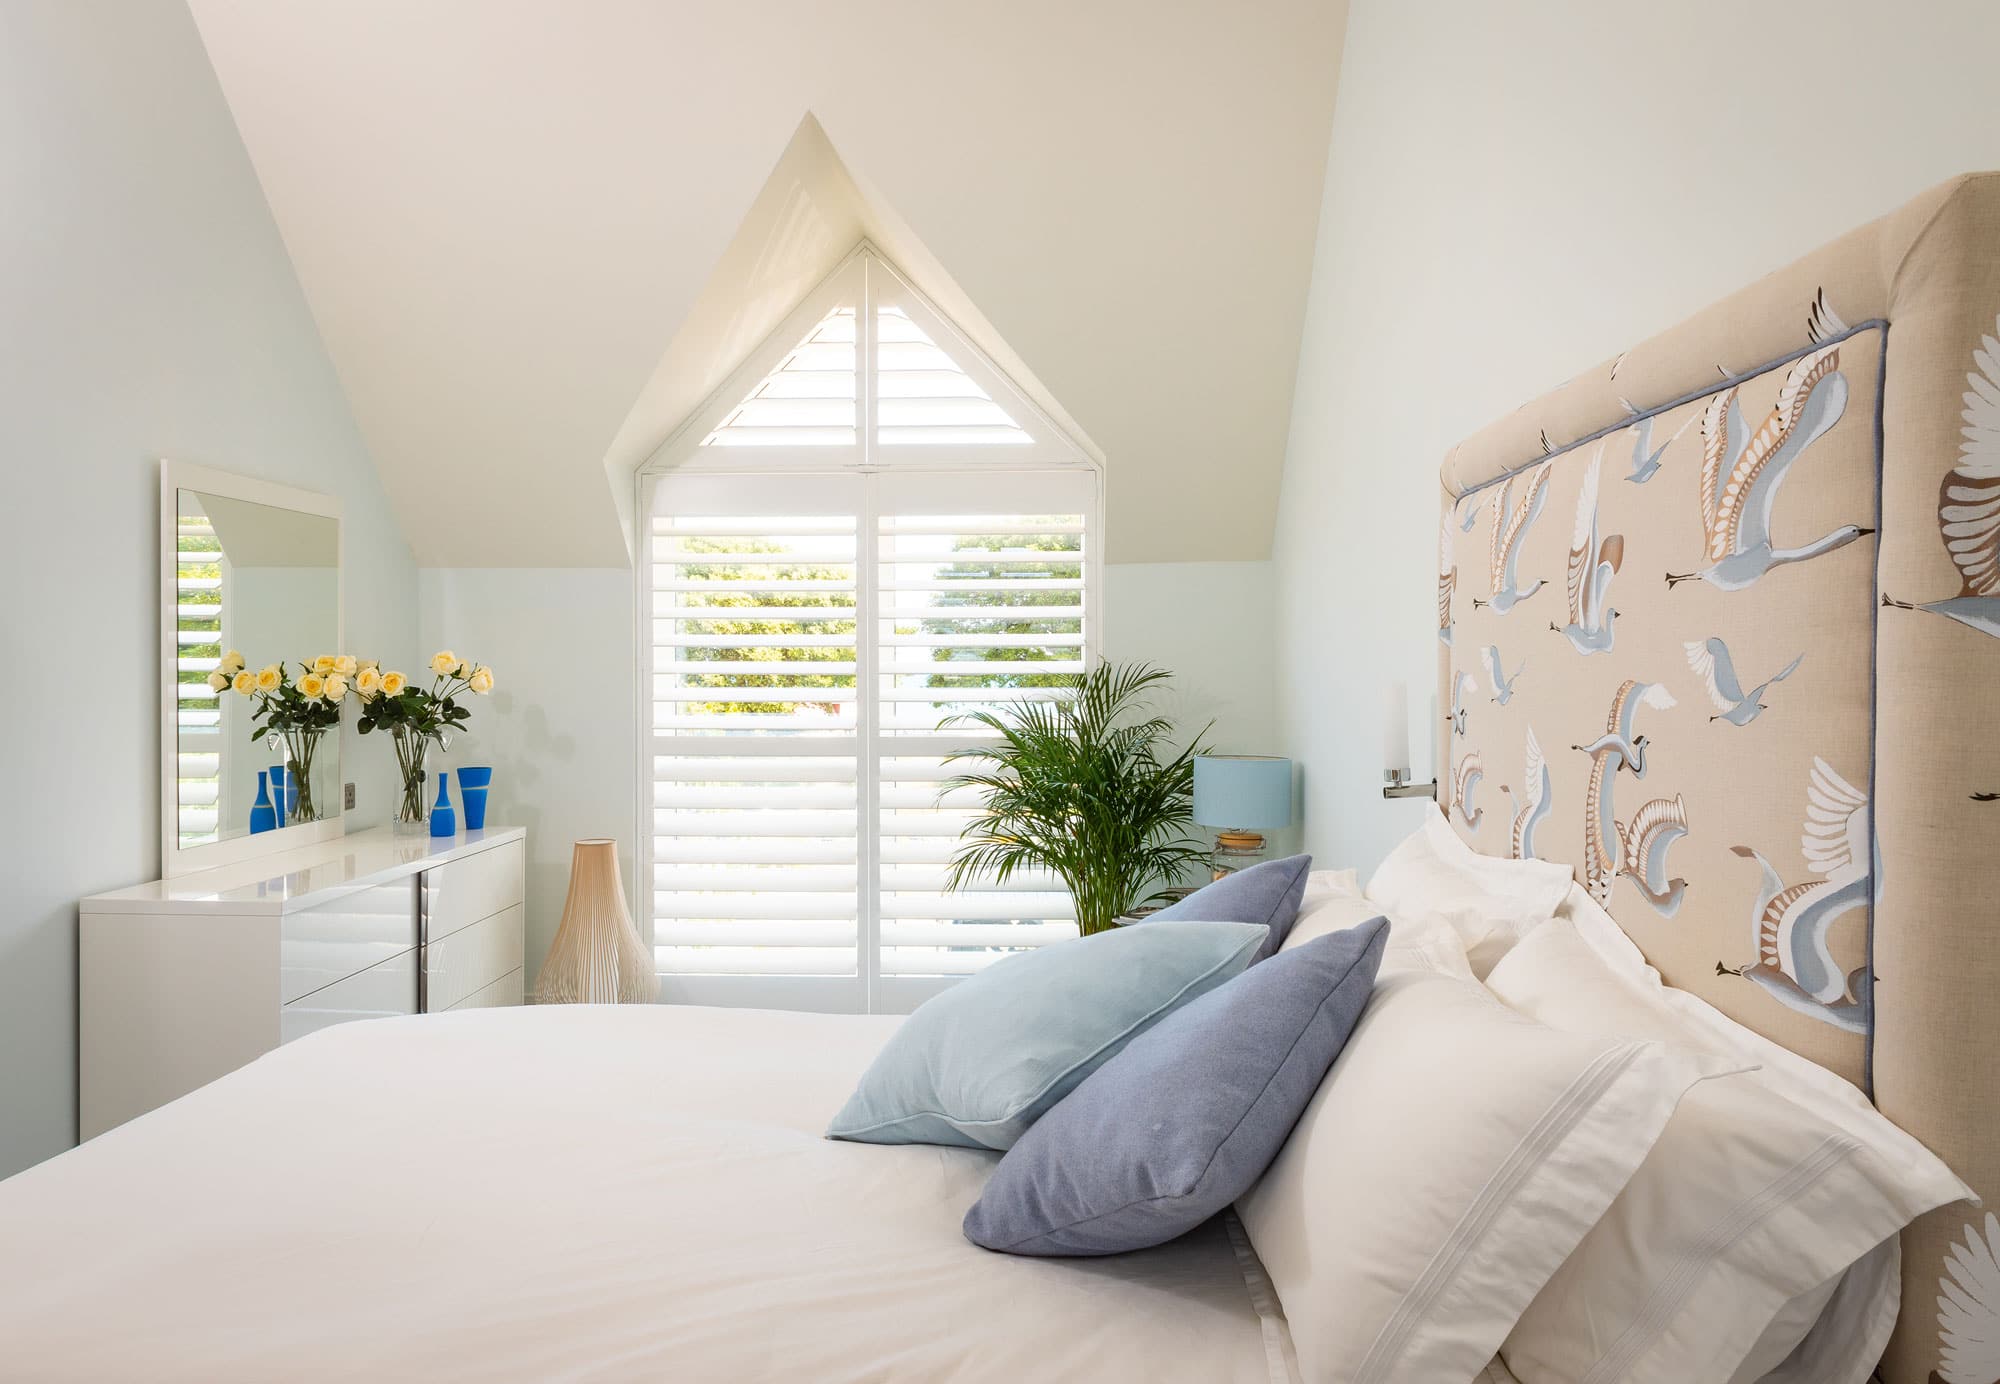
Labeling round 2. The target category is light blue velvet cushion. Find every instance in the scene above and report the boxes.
[826,921,1267,1151]
[963,916,1389,1256]
[1143,853,1312,962]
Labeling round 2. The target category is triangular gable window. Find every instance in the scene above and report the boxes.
[703,307,857,447]
[672,247,1079,467]
[875,307,1029,446]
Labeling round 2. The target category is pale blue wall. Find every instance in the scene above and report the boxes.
[0,2,415,1176]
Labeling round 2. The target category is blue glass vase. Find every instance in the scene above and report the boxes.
[249,770,277,835]
[456,766,493,831]
[429,770,456,839]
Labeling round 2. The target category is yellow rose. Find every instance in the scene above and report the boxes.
[453,659,472,679]
[356,668,382,697]
[358,658,379,674]
[429,651,457,677]
[314,655,337,675]
[468,665,494,695]
[220,650,245,674]
[232,670,255,695]
[324,674,349,701]
[299,673,326,699]
[205,671,230,692]
[381,671,408,696]
[334,654,357,676]
[256,665,282,692]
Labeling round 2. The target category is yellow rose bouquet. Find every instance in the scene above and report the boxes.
[355,651,495,831]
[227,654,355,824]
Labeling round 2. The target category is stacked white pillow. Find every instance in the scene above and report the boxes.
[1237,817,1972,1384]
[1486,892,1972,1384]
[1240,843,1742,1383]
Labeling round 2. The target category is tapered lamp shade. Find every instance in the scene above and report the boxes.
[535,839,659,1004]
[1193,755,1293,830]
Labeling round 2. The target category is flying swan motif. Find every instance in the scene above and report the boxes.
[1665,344,1871,591]
[1499,727,1553,861]
[1716,757,1874,1034]
[1473,462,1552,614]
[1551,444,1623,654]
[1481,644,1523,704]
[1450,752,1485,831]
[1437,514,1457,647]
[1683,637,1803,726]
[1882,312,2000,642]
[1619,402,1696,484]
[1935,1211,2000,1384]
[1449,671,1477,736]
[1577,680,1687,915]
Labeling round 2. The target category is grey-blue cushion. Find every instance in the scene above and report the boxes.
[1143,853,1313,962]
[963,915,1389,1256]
[826,920,1267,1151]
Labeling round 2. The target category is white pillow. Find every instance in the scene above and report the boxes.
[1283,887,1474,981]
[1365,812,1571,975]
[1235,964,1740,1384]
[1485,899,1972,1384]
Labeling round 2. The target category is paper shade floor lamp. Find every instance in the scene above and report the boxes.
[535,838,659,1004]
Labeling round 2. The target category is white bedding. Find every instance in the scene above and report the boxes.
[0,1005,1295,1382]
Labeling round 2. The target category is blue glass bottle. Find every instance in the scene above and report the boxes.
[428,770,456,839]
[249,770,277,834]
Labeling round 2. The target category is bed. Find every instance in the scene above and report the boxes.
[0,1005,1296,1382]
[4,173,1997,1384]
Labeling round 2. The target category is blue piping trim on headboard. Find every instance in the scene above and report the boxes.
[1863,324,1890,1102]
[1451,318,1891,503]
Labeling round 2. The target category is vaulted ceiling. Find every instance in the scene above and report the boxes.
[190,1,1346,566]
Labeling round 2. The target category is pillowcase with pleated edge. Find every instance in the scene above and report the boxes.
[1235,958,1750,1384]
[1485,892,1974,1384]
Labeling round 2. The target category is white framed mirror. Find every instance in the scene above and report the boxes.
[160,461,344,877]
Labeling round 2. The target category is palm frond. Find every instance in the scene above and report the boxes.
[938,662,1208,933]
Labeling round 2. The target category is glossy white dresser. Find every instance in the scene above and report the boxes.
[80,826,525,1139]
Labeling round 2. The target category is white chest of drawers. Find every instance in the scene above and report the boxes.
[80,826,526,1139]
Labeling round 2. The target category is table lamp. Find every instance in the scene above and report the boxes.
[1193,754,1293,878]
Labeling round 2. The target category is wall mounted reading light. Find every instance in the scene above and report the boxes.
[1380,680,1438,800]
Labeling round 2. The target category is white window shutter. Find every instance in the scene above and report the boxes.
[175,508,225,846]
[642,247,1101,1013]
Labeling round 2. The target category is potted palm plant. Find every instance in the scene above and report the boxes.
[941,663,1209,935]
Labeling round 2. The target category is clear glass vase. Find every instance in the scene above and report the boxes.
[391,727,448,836]
[268,728,327,825]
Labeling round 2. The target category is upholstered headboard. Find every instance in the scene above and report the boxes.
[1435,173,2000,1384]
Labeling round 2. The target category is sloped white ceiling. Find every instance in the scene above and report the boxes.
[190,1,1346,566]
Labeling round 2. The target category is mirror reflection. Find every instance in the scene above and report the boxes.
[173,489,340,848]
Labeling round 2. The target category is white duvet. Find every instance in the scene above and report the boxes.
[0,1005,1296,1382]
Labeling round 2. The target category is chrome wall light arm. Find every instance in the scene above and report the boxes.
[1382,768,1438,800]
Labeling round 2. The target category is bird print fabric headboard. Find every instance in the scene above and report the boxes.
[1434,173,2000,1384]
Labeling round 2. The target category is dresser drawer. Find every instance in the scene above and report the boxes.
[449,967,523,1011]
[423,839,525,943]
[281,878,419,1004]
[281,947,419,1043]
[424,903,524,1012]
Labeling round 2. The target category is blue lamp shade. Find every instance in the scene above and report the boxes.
[1193,755,1293,830]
